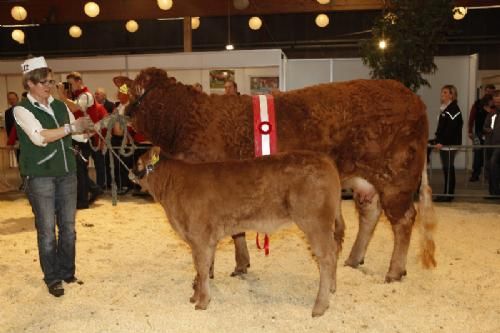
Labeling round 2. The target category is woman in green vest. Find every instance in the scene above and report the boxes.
[14,56,94,297]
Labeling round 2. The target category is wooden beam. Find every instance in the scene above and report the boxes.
[183,17,192,53]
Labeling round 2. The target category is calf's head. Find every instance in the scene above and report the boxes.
[131,146,162,192]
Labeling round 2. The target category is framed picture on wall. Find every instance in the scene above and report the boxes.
[209,69,235,90]
[250,76,279,95]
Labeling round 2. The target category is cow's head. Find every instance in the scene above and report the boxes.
[119,67,177,118]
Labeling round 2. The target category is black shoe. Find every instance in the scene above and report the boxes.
[64,276,84,285]
[48,281,64,297]
[89,189,103,204]
[117,187,131,195]
[77,202,89,209]
[469,176,479,182]
[433,196,453,202]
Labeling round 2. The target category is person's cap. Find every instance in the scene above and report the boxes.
[21,56,48,74]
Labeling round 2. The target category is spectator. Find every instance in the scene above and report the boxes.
[483,90,500,198]
[192,83,203,93]
[433,85,463,202]
[468,84,495,181]
[224,80,239,96]
[57,72,106,208]
[13,56,93,296]
[4,91,20,161]
[94,87,115,114]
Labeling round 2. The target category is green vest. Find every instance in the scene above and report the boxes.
[16,98,76,177]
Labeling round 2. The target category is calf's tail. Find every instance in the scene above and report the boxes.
[417,160,437,268]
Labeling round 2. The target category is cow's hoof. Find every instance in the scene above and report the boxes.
[311,303,329,317]
[344,257,364,268]
[384,270,407,283]
[195,300,210,310]
[189,295,197,303]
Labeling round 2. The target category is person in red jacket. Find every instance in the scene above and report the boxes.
[57,72,107,208]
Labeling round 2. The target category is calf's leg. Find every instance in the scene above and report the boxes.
[301,222,336,317]
[231,233,250,277]
[345,193,382,267]
[190,242,216,310]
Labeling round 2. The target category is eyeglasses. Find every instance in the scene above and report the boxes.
[38,79,56,86]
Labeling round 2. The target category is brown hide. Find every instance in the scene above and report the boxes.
[137,150,343,316]
[125,68,428,222]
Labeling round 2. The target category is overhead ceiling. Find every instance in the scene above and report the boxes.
[0,0,497,25]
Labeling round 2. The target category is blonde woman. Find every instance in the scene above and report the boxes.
[433,85,463,202]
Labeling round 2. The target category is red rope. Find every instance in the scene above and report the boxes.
[256,233,270,256]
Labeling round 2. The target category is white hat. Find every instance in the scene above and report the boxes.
[21,56,48,74]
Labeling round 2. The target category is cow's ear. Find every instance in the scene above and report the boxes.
[113,76,133,89]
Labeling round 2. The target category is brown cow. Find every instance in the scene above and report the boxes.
[133,149,344,317]
[118,68,437,282]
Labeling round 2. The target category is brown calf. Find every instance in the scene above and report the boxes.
[134,149,344,317]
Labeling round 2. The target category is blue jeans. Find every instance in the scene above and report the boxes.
[26,172,77,286]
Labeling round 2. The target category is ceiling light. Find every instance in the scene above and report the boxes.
[248,16,262,30]
[11,6,28,21]
[225,44,234,50]
[11,29,25,44]
[453,7,467,20]
[233,0,249,10]
[69,25,83,38]
[315,14,329,28]
[378,39,387,50]
[317,0,331,4]
[191,17,200,30]
[126,20,139,33]
[157,0,173,10]
[84,2,100,18]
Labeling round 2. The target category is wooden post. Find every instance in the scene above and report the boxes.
[183,17,192,52]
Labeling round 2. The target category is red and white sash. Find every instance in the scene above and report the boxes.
[252,94,277,157]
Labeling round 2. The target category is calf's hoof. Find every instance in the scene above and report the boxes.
[189,295,197,303]
[311,303,329,317]
[195,299,210,310]
[384,270,407,283]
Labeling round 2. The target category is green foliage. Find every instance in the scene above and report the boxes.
[361,0,454,91]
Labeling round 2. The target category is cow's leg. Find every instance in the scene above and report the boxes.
[345,192,382,268]
[231,233,250,277]
[190,242,216,310]
[384,203,416,282]
[301,223,335,317]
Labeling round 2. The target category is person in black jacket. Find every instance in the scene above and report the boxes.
[433,85,463,202]
[483,90,500,197]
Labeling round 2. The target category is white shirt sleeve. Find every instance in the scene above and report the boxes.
[76,92,94,111]
[68,105,87,143]
[13,105,48,147]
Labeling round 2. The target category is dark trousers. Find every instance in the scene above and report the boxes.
[75,141,100,206]
[90,147,106,189]
[439,150,457,195]
[471,137,485,178]
[111,135,132,190]
[489,148,500,195]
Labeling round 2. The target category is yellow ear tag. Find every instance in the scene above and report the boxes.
[119,84,128,95]
[150,153,160,166]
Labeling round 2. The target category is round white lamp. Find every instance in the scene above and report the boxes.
[378,39,387,50]
[317,0,331,4]
[157,0,173,10]
[233,0,249,10]
[453,7,467,20]
[12,29,25,44]
[84,2,100,18]
[248,16,262,30]
[191,17,200,30]
[69,25,83,38]
[315,14,329,28]
[126,20,139,33]
[11,6,28,21]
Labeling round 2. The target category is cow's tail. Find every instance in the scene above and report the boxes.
[417,159,437,268]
